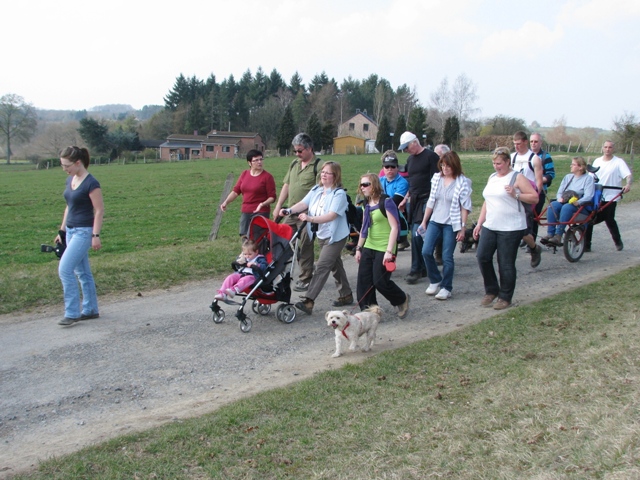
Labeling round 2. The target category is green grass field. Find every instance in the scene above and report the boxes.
[0,152,635,315]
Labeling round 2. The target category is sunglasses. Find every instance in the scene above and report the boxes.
[383,165,397,169]
[360,182,372,188]
[293,148,305,154]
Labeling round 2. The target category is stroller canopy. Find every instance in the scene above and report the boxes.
[247,216,294,264]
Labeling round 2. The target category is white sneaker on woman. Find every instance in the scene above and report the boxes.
[435,288,451,300]
[425,283,440,295]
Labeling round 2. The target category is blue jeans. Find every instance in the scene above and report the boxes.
[546,201,583,235]
[476,227,525,303]
[58,227,99,318]
[410,223,427,274]
[422,221,456,292]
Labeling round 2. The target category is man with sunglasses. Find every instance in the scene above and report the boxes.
[397,131,440,284]
[379,150,410,249]
[273,133,319,292]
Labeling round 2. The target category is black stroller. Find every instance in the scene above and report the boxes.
[209,215,303,333]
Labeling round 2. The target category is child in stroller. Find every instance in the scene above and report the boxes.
[214,239,267,303]
[210,215,301,332]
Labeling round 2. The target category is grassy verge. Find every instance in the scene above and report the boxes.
[1,152,636,315]
[17,266,640,479]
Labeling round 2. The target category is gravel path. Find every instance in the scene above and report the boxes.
[1,203,638,478]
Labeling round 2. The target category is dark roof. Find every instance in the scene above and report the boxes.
[343,111,378,126]
[206,130,261,139]
[139,139,163,148]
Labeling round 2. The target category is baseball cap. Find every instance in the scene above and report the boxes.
[381,153,398,167]
[398,132,417,151]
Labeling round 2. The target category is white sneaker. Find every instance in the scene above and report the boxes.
[435,288,451,300]
[425,283,440,295]
[214,293,227,302]
[225,288,236,298]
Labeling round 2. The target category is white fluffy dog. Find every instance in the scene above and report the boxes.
[325,306,382,358]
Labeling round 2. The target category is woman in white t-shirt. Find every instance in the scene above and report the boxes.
[472,147,538,311]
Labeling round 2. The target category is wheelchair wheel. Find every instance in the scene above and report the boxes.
[212,309,225,324]
[252,300,271,315]
[563,227,585,263]
[239,317,252,333]
[276,304,297,324]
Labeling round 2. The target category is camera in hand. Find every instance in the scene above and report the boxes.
[40,230,66,259]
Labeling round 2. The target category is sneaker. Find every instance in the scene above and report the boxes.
[425,283,441,295]
[615,241,624,251]
[435,288,451,300]
[225,288,236,298]
[397,240,410,251]
[58,317,78,326]
[541,234,553,242]
[493,299,511,310]
[295,298,314,315]
[214,293,228,302]
[397,294,410,318]
[80,312,100,320]
[584,246,592,253]
[405,272,421,285]
[480,294,497,307]
[549,234,563,246]
[530,244,542,268]
[332,293,354,307]
[293,280,310,292]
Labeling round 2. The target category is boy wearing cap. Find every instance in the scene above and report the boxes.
[397,132,440,284]
[379,150,410,249]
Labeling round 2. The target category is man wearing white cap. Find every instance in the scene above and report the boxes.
[397,131,440,284]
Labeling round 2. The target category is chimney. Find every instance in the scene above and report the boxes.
[193,130,198,136]
[356,109,360,115]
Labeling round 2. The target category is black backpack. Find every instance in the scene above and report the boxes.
[342,190,362,233]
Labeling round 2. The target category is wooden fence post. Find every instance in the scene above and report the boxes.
[209,173,235,241]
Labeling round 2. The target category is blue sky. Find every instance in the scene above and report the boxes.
[3,0,639,130]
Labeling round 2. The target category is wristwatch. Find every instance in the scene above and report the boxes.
[461,223,466,228]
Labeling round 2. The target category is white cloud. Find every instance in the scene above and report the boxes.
[472,22,564,60]
[558,0,640,29]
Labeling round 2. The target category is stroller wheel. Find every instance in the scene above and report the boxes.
[240,317,253,333]
[212,309,225,324]
[277,304,297,324]
[252,300,272,315]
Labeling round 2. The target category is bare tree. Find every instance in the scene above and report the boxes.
[0,94,38,163]
[33,121,83,158]
[429,77,452,134]
[450,74,480,122]
[373,79,393,123]
[394,84,418,119]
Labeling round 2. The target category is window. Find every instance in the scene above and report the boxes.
[192,150,200,156]
[222,146,231,153]
[363,124,369,132]
[349,123,355,131]
[206,145,214,152]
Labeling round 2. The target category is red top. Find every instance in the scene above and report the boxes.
[233,169,277,214]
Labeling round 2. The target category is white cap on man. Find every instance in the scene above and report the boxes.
[398,131,417,151]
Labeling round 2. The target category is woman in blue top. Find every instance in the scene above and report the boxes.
[543,156,595,246]
[55,146,104,326]
[280,161,353,315]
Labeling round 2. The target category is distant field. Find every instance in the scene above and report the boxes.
[0,151,635,314]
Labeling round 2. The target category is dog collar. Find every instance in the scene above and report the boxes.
[341,321,350,340]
